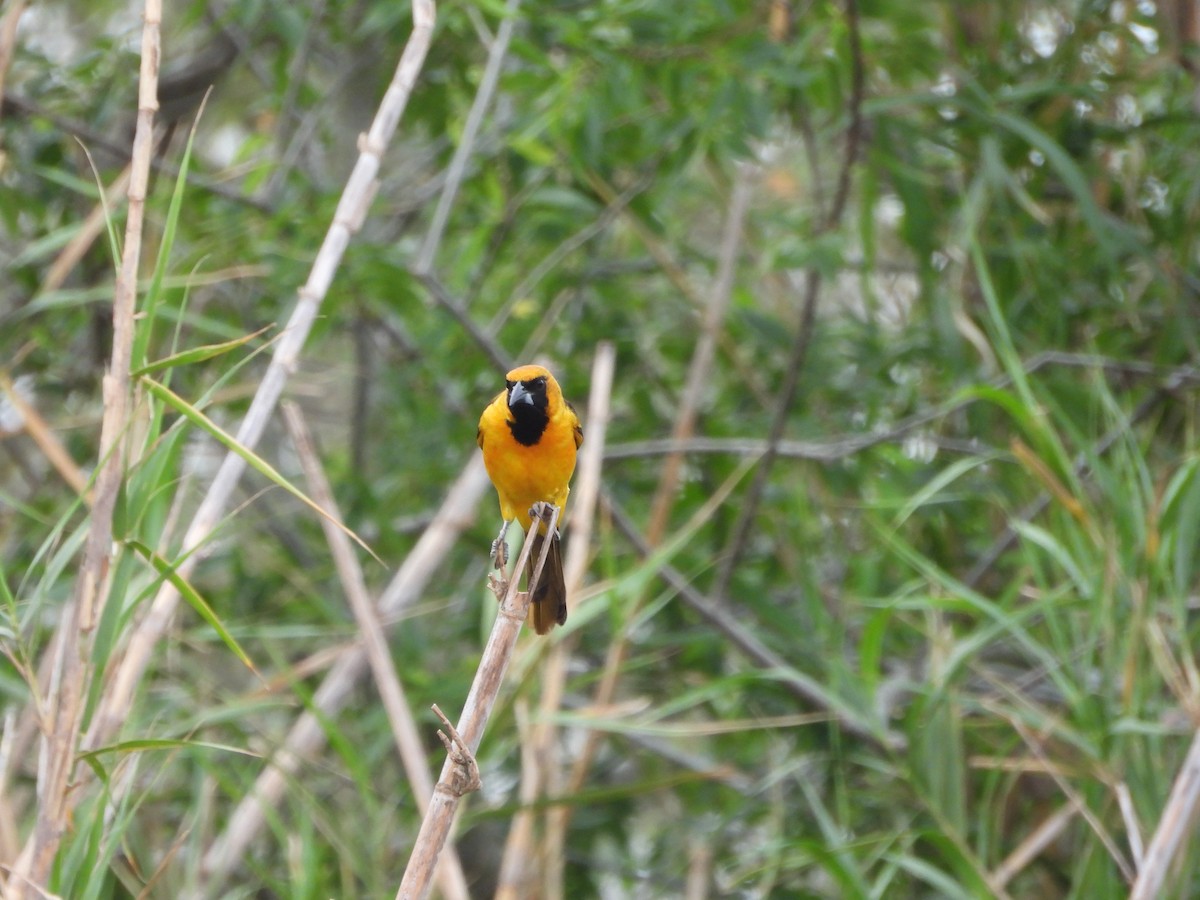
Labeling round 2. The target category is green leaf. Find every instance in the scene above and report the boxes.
[132,324,274,377]
[139,376,381,563]
[126,540,260,676]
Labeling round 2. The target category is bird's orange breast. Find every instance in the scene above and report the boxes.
[480,404,577,529]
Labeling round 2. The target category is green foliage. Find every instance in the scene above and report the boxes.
[2,0,1200,896]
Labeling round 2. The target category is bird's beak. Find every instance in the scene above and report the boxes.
[508,381,534,407]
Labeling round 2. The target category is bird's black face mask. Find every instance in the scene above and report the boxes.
[506,376,549,446]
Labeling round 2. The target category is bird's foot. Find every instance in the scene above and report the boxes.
[490,537,509,569]
[529,502,562,538]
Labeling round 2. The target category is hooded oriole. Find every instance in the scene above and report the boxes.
[477,364,582,634]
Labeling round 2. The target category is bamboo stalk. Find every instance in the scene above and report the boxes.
[1129,729,1200,900]
[82,0,437,760]
[495,342,615,898]
[283,402,471,900]
[199,455,489,889]
[9,1,161,894]
[395,503,560,900]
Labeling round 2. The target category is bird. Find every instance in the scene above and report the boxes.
[477,364,582,634]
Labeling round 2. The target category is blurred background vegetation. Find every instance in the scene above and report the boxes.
[2,0,1200,897]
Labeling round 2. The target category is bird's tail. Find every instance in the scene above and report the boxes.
[526,527,567,635]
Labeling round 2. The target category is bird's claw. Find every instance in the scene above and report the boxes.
[529,502,562,538]
[490,536,509,569]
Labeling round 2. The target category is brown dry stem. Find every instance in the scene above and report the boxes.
[494,342,615,898]
[1129,728,1200,900]
[283,402,470,900]
[80,0,437,769]
[7,1,161,893]
[395,502,560,900]
[199,455,489,889]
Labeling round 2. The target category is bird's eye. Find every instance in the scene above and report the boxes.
[534,377,546,387]
[506,380,515,389]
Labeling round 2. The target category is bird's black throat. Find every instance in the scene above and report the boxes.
[507,401,549,446]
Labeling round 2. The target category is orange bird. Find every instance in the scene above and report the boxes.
[477,364,582,633]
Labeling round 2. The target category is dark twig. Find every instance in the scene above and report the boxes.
[414,271,513,374]
[487,172,655,335]
[964,383,1169,586]
[713,0,865,600]
[604,494,903,750]
[2,93,272,211]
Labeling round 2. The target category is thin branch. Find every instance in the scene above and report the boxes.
[488,173,653,335]
[12,0,161,893]
[413,0,520,276]
[713,0,864,599]
[395,504,560,900]
[259,0,329,204]
[282,402,470,900]
[200,454,490,888]
[604,494,903,750]
[415,270,513,374]
[0,372,89,499]
[2,92,272,211]
[711,266,822,594]
[495,342,616,898]
[824,0,865,234]
[83,0,438,758]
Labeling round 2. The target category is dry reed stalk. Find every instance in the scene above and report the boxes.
[645,169,751,545]
[1129,728,1200,900]
[199,455,488,888]
[549,177,748,854]
[0,372,89,499]
[0,0,28,119]
[6,0,438,884]
[395,503,560,900]
[987,803,1075,892]
[81,0,436,758]
[7,1,161,894]
[282,402,470,900]
[494,342,615,898]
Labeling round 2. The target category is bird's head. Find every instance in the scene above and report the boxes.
[505,364,559,415]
